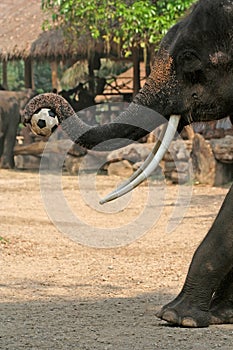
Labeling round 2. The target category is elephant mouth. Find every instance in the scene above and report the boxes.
[100,115,181,204]
[189,102,228,123]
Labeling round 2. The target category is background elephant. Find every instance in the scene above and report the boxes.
[24,0,233,328]
[0,90,34,168]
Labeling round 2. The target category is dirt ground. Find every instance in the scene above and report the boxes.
[1,169,233,350]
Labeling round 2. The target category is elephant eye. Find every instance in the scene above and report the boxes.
[180,50,202,73]
[177,50,205,84]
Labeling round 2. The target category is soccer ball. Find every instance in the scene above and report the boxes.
[30,108,59,137]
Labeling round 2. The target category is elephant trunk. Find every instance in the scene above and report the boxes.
[24,92,166,151]
[23,62,180,204]
[76,102,166,151]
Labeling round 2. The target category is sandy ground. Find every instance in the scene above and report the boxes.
[0,169,233,350]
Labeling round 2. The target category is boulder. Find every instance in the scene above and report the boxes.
[14,155,41,170]
[163,139,192,161]
[64,155,83,175]
[191,133,216,185]
[107,143,153,164]
[164,140,193,183]
[107,160,133,177]
[191,134,233,185]
[210,135,233,163]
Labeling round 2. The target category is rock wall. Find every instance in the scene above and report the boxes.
[14,135,233,186]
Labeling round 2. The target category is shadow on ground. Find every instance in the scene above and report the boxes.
[1,292,233,350]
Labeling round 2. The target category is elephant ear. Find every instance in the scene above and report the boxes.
[179,50,202,73]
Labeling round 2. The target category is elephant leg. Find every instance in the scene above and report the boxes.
[0,131,5,167]
[1,145,14,169]
[209,268,233,324]
[156,184,233,327]
[1,125,17,169]
[0,115,4,160]
[0,135,4,158]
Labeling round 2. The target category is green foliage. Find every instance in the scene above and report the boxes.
[0,61,53,92]
[0,61,25,90]
[42,0,197,52]
[33,62,54,92]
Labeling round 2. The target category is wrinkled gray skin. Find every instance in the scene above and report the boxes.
[0,90,34,168]
[24,0,233,327]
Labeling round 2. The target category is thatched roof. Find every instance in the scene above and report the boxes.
[0,0,44,59]
[31,29,105,61]
[0,0,104,60]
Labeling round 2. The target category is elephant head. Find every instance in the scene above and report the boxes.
[24,0,233,202]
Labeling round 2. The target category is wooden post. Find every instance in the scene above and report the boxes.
[2,60,8,89]
[132,46,141,96]
[24,57,34,89]
[50,61,59,91]
[144,46,151,77]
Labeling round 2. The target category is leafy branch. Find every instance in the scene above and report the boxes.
[42,0,196,53]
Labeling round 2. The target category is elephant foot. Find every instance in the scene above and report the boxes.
[210,300,233,324]
[0,162,14,169]
[156,295,210,328]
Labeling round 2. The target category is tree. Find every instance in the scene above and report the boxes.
[42,0,196,94]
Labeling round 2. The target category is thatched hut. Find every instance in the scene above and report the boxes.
[0,0,146,96]
[0,0,107,90]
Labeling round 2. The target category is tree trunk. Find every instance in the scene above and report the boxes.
[132,46,141,97]
[87,51,100,96]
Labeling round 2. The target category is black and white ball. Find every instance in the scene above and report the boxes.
[30,108,59,137]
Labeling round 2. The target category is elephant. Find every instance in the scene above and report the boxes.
[0,90,34,168]
[24,0,233,327]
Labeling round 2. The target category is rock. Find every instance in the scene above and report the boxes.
[107,143,153,164]
[210,135,233,163]
[214,161,233,186]
[133,161,163,179]
[64,155,83,175]
[107,160,133,177]
[163,140,192,162]
[191,134,233,185]
[163,140,192,183]
[191,134,216,185]
[81,151,108,171]
[106,140,193,184]
[14,155,41,170]
[180,125,195,140]
[170,170,190,184]
[164,160,192,184]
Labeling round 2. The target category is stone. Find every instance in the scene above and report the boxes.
[64,155,83,175]
[107,143,153,164]
[14,154,41,170]
[191,134,216,185]
[107,160,133,177]
[210,135,233,163]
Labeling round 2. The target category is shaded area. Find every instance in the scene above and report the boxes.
[1,293,233,350]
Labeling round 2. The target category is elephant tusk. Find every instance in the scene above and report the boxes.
[99,115,181,204]
[108,122,168,193]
